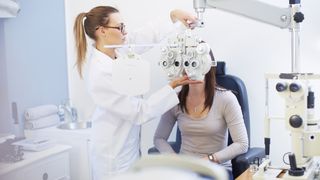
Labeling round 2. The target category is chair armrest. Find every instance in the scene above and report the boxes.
[232,147,265,178]
[148,142,180,154]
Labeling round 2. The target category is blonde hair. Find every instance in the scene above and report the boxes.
[73,6,119,78]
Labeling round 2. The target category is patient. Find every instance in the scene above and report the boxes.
[153,50,248,179]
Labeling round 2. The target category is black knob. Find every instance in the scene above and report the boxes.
[191,61,198,67]
[276,82,287,92]
[288,153,305,176]
[174,61,180,67]
[289,0,301,4]
[162,61,167,67]
[42,172,48,180]
[294,12,304,23]
[307,90,315,109]
[184,61,189,67]
[289,115,303,128]
[289,83,300,92]
[264,138,271,156]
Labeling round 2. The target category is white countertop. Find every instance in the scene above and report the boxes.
[0,144,71,176]
[25,126,91,139]
[0,134,15,144]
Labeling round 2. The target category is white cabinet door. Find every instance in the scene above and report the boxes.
[1,150,70,180]
[25,129,91,180]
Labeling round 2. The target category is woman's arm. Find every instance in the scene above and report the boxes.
[213,91,249,164]
[153,108,178,153]
[126,9,197,54]
[170,9,197,27]
[88,61,200,125]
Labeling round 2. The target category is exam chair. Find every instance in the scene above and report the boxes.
[148,61,265,178]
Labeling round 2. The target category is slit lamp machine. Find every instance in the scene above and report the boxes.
[191,0,320,179]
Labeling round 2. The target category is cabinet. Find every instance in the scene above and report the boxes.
[25,128,91,180]
[0,145,71,180]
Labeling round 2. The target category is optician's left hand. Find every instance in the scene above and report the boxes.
[170,9,197,28]
[169,75,203,89]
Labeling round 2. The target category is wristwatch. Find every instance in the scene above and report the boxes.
[208,153,215,162]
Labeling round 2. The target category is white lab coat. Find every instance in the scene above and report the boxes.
[87,17,184,180]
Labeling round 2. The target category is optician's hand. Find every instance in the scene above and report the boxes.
[169,75,203,89]
[170,9,197,28]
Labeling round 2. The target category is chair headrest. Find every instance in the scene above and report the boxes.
[216,61,226,75]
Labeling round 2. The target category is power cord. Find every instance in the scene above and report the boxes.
[283,152,291,165]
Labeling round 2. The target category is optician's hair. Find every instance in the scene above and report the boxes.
[74,6,119,78]
[178,49,216,114]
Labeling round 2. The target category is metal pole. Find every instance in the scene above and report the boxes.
[289,0,303,73]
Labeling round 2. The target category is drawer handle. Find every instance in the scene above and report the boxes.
[43,172,48,180]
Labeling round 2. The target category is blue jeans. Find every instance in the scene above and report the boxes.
[227,169,234,180]
[199,168,233,180]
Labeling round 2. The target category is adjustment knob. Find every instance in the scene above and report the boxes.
[184,61,190,67]
[191,61,199,68]
[174,61,180,67]
[294,12,304,23]
[196,43,209,55]
[162,61,167,67]
[289,115,303,128]
[289,83,301,92]
[167,51,176,60]
[276,82,287,92]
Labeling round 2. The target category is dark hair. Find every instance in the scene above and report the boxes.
[178,49,216,113]
[73,6,119,78]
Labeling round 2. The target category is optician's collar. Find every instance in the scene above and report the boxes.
[92,44,122,61]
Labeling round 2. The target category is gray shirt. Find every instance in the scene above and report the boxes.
[154,89,249,167]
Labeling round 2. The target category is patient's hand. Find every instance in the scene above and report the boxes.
[202,154,220,164]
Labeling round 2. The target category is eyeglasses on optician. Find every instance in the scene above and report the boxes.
[96,23,126,34]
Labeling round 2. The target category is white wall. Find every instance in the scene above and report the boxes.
[65,0,320,166]
[2,0,68,136]
[0,19,11,135]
